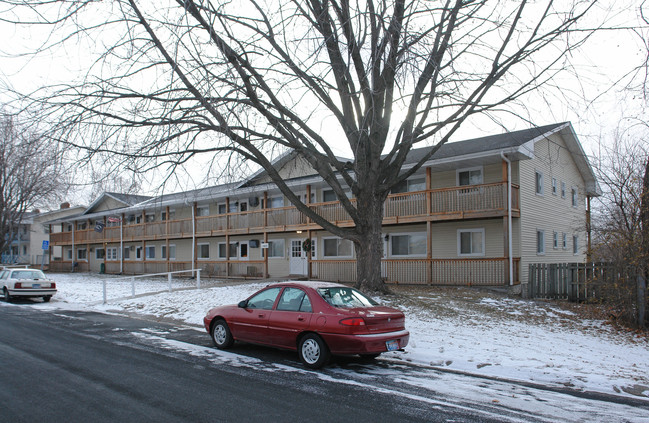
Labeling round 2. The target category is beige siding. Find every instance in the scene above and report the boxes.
[519,133,588,284]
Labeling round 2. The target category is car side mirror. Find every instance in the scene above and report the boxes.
[238,300,248,308]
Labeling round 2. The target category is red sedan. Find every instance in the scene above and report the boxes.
[203,281,409,369]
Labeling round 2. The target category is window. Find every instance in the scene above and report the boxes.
[136,215,143,224]
[218,243,227,259]
[266,240,285,258]
[77,222,87,230]
[458,229,484,256]
[198,243,210,259]
[323,238,353,258]
[95,248,105,260]
[67,249,72,260]
[107,247,118,260]
[197,206,210,216]
[135,246,143,260]
[571,188,578,207]
[391,177,426,194]
[145,213,155,223]
[265,196,285,208]
[217,204,227,214]
[573,235,579,254]
[247,287,281,310]
[537,230,545,254]
[145,246,155,259]
[535,171,544,195]
[276,288,312,312]
[553,232,559,249]
[562,233,567,249]
[552,178,557,195]
[123,247,130,259]
[457,167,483,186]
[561,181,566,198]
[322,189,337,202]
[390,233,426,257]
[169,244,176,260]
[77,248,87,260]
[240,242,248,259]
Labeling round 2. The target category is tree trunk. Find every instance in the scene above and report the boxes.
[639,156,649,329]
[354,194,388,294]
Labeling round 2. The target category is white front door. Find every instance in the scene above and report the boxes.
[289,239,307,275]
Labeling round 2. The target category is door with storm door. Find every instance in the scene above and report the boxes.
[289,239,307,276]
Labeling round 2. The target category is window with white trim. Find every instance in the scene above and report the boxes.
[457,167,483,186]
[95,248,105,260]
[391,177,426,194]
[537,230,545,255]
[67,249,72,260]
[571,188,578,207]
[161,245,166,259]
[135,246,143,260]
[145,246,155,259]
[573,235,579,254]
[169,244,176,260]
[265,196,285,208]
[535,171,544,195]
[197,206,210,216]
[123,247,130,260]
[562,233,567,249]
[458,229,484,256]
[77,248,87,260]
[390,233,426,257]
[198,243,210,259]
[552,178,557,195]
[107,247,118,260]
[561,181,566,198]
[217,203,227,214]
[265,239,285,258]
[145,213,155,223]
[323,238,353,258]
[553,231,559,249]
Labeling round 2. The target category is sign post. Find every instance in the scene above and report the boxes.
[41,240,49,270]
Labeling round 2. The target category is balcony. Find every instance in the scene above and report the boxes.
[50,182,519,245]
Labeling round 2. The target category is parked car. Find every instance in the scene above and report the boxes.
[203,281,409,369]
[1,268,57,302]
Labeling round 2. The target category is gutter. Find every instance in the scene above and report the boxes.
[500,152,514,286]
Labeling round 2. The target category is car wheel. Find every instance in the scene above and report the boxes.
[3,288,11,303]
[298,334,330,369]
[211,319,234,349]
[43,296,52,303]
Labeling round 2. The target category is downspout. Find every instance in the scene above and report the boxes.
[191,202,196,275]
[71,221,75,273]
[119,216,123,274]
[501,152,514,285]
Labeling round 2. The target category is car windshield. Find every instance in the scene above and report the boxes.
[317,287,378,308]
[11,270,46,280]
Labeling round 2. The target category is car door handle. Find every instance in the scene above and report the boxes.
[297,316,305,321]
[258,313,265,318]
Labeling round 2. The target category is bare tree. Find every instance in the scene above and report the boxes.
[0,110,66,258]
[591,133,648,328]
[7,0,602,291]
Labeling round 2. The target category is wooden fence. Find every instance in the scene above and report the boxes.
[528,262,617,301]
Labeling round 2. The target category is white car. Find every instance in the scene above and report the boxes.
[1,268,57,302]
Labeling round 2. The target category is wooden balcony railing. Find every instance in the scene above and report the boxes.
[312,257,520,286]
[49,183,519,245]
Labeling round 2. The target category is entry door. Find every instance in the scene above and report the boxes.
[289,239,307,275]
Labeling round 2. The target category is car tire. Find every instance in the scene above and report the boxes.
[3,288,11,303]
[211,319,234,349]
[43,296,52,303]
[298,334,330,369]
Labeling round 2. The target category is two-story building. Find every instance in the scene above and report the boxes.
[47,122,599,287]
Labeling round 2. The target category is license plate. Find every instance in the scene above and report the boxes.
[32,284,41,289]
[386,340,399,351]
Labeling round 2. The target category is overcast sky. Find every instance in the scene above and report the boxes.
[1,0,647,202]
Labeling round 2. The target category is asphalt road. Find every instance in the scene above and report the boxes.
[1,303,647,423]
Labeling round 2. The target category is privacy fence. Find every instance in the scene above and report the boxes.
[527,262,622,301]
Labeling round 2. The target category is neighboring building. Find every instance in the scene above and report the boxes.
[2,203,86,266]
[46,123,600,288]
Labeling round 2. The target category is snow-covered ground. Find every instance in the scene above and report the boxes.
[25,273,649,403]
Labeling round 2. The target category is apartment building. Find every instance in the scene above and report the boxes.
[47,122,599,287]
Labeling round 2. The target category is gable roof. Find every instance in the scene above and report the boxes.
[83,192,152,215]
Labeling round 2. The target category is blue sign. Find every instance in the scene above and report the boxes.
[42,240,49,250]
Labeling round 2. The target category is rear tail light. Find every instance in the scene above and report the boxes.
[51,283,56,289]
[15,282,23,289]
[339,317,366,326]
